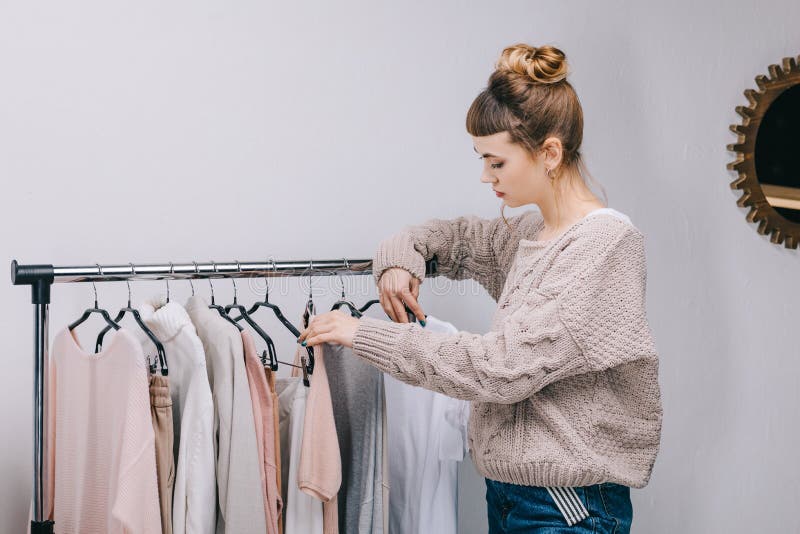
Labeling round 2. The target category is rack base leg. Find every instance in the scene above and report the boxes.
[30,520,54,533]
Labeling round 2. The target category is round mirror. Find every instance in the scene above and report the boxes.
[728,55,800,249]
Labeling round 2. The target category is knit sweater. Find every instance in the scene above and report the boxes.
[137,298,216,534]
[351,208,663,488]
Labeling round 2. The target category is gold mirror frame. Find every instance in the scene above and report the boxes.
[727,55,800,249]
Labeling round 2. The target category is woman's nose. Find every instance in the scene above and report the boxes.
[480,172,495,184]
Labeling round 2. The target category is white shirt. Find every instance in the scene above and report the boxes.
[383,315,469,534]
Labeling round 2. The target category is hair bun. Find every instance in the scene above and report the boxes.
[496,43,569,84]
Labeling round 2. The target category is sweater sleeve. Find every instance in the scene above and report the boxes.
[353,226,655,404]
[371,211,535,301]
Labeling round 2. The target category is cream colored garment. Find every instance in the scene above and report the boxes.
[138,298,216,534]
[185,295,267,534]
[47,327,161,533]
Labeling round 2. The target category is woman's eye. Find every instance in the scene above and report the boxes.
[478,155,502,169]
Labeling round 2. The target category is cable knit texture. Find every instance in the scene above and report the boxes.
[353,209,663,488]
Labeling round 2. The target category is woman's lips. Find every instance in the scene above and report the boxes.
[495,191,504,197]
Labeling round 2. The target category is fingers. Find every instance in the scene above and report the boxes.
[389,294,408,323]
[400,287,426,323]
[302,331,335,347]
[298,314,327,343]
[379,291,397,322]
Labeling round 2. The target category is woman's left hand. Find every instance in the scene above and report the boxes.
[298,311,361,348]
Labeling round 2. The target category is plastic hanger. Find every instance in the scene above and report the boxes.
[68,263,122,334]
[229,257,313,379]
[297,260,321,376]
[357,299,417,323]
[223,261,280,370]
[207,261,244,331]
[238,258,305,336]
[95,263,168,375]
[330,259,363,318]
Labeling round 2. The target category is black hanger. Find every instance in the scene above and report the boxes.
[223,261,280,371]
[68,263,122,334]
[330,259,363,318]
[229,258,313,382]
[95,263,168,375]
[357,299,417,323]
[357,299,380,314]
[296,260,321,376]
[207,261,244,331]
[235,259,305,337]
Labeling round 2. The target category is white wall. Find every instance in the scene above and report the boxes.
[2,1,799,532]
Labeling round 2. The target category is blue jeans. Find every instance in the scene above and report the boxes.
[485,478,633,533]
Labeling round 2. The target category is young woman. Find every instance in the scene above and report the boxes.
[298,43,663,533]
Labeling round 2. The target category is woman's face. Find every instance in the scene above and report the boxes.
[472,131,549,208]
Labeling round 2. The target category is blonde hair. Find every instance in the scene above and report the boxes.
[466,43,607,227]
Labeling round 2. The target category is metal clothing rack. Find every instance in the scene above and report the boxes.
[11,256,438,534]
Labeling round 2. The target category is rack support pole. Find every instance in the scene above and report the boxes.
[31,279,54,534]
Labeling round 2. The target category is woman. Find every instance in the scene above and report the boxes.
[298,43,663,533]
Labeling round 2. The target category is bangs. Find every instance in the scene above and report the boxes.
[465,90,521,137]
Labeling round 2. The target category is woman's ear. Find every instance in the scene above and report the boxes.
[541,137,564,170]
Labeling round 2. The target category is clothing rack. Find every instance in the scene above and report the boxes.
[10,256,438,534]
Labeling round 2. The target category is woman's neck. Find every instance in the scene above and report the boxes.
[537,178,605,238]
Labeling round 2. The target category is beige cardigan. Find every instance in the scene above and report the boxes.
[351,209,663,488]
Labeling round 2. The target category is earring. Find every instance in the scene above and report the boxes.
[547,168,554,181]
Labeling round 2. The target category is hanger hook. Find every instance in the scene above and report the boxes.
[127,263,136,307]
[189,261,196,296]
[92,263,102,308]
[307,259,314,298]
[337,258,348,298]
[264,256,276,300]
[166,262,174,303]
[230,260,241,304]
[193,261,200,296]
[209,261,217,305]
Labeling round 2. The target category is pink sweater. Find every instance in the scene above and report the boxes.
[47,327,161,533]
[242,330,282,534]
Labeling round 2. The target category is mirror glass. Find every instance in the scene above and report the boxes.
[755,83,800,223]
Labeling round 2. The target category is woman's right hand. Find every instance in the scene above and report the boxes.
[377,267,426,324]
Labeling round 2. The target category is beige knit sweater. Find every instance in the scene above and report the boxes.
[351,209,663,488]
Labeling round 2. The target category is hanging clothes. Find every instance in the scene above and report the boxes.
[47,327,161,533]
[138,298,216,534]
[294,339,341,534]
[324,308,389,534]
[149,373,175,534]
[264,366,283,534]
[276,375,323,534]
[185,295,266,534]
[241,329,282,534]
[382,315,470,534]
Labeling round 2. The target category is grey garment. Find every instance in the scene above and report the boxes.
[324,339,387,534]
[275,378,297,515]
[185,296,267,534]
